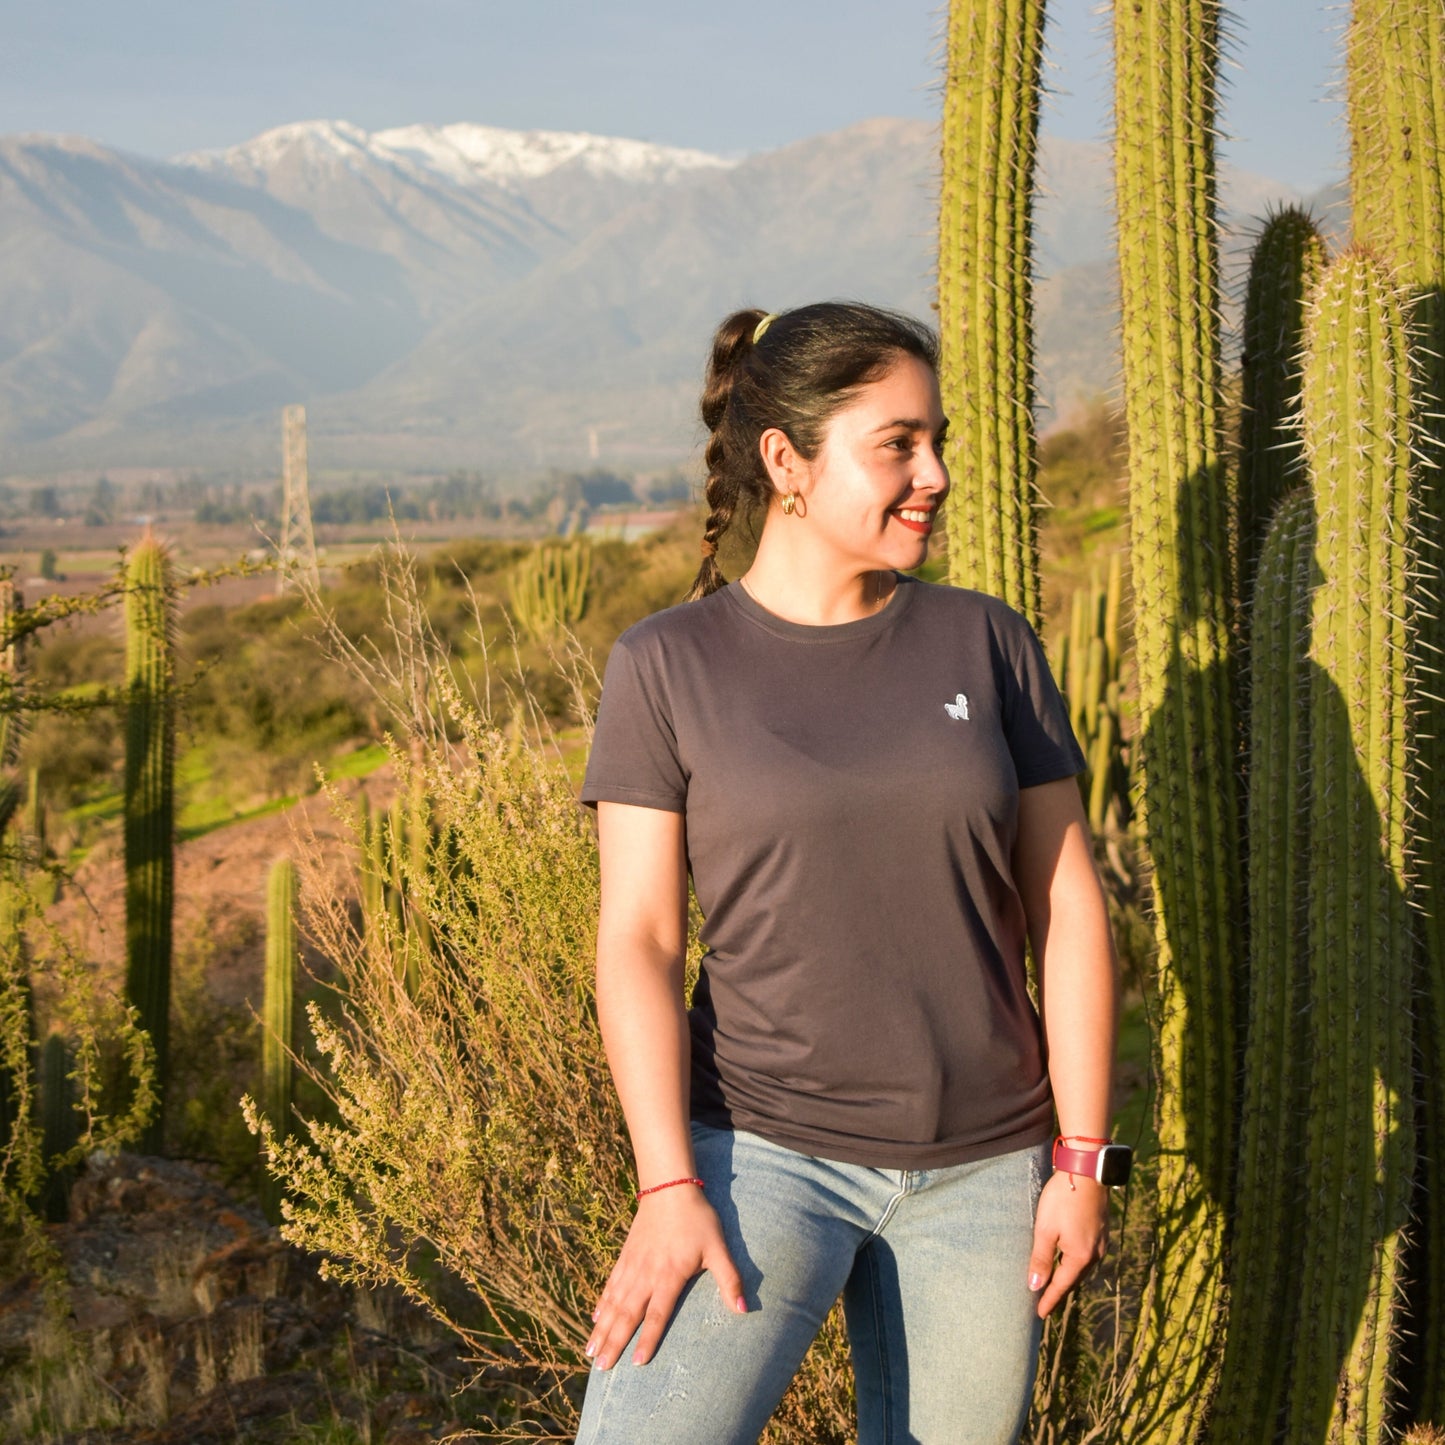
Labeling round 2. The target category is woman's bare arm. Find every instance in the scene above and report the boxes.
[584,802,746,1370]
[1012,777,1120,1318]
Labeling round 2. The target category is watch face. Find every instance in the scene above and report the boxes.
[1099,1145,1133,1187]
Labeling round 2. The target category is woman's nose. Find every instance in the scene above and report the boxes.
[918,446,950,495]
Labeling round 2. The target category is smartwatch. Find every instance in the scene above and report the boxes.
[1052,1137,1133,1187]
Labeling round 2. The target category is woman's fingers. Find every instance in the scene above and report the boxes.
[703,1237,749,1319]
[1029,1171,1110,1318]
[585,1194,746,1369]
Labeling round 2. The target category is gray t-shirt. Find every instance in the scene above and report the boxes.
[581,575,1084,1168]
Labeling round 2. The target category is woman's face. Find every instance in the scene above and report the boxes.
[798,353,950,573]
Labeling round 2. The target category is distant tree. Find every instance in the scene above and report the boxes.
[30,487,59,519]
[638,470,695,505]
[38,550,58,581]
[579,471,637,509]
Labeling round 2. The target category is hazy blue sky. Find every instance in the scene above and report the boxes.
[2,0,1344,190]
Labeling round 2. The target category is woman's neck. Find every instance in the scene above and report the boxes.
[739,533,896,626]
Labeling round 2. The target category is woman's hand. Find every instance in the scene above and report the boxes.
[586,1185,747,1369]
[1027,1169,1110,1318]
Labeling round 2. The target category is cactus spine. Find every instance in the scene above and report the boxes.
[937,0,1045,629]
[1211,490,1316,1438]
[123,535,175,1154]
[509,539,591,639]
[261,856,297,1224]
[1236,209,1328,598]
[1112,4,1244,1437]
[1284,247,1419,1442]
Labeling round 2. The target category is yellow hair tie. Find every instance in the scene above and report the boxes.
[752,312,778,345]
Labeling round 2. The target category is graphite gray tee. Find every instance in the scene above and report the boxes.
[581,575,1085,1169]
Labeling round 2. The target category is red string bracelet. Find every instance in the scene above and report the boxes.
[636,1177,705,1200]
[1059,1136,1112,1146]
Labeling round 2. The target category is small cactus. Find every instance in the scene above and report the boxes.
[261,856,297,1224]
[123,535,175,1155]
[1055,555,1128,833]
[38,1032,76,1223]
[509,539,591,639]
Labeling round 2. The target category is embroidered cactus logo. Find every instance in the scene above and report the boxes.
[945,694,970,721]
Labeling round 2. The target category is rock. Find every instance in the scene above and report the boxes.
[2,1151,499,1442]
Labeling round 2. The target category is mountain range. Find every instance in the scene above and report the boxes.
[0,117,1338,479]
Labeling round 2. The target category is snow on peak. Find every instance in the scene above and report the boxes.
[371,123,733,185]
[176,120,373,171]
[175,120,735,189]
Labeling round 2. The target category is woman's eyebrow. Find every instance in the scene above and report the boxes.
[870,416,939,433]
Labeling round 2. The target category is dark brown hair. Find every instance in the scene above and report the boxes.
[686,301,940,600]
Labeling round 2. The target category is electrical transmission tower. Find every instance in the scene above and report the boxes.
[278,404,319,593]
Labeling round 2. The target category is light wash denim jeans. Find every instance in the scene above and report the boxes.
[575,1122,1049,1445]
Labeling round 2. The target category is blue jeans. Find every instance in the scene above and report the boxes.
[576,1123,1049,1444]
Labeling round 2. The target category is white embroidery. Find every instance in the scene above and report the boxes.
[944,693,970,721]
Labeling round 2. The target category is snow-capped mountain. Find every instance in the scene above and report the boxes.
[177,119,736,190]
[0,116,1318,475]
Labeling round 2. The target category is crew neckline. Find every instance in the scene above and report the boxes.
[723,572,917,642]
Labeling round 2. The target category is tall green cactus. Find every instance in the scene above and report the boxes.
[937,0,1045,630]
[1236,208,1328,599]
[1347,3,1445,1414]
[261,855,296,1225]
[1113,4,1244,1438]
[123,535,175,1155]
[1286,247,1419,1443]
[509,539,591,639]
[1211,490,1316,1439]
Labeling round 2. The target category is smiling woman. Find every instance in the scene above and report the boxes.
[575,302,1123,1444]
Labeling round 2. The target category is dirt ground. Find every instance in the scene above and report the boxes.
[50,764,398,1016]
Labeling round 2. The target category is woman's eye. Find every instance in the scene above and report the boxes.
[885,436,913,452]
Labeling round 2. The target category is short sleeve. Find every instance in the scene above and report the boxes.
[1000,620,1086,788]
[580,636,688,812]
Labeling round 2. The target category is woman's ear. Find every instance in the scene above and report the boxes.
[759,427,808,498]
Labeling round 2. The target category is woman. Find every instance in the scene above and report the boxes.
[576,302,1121,1444]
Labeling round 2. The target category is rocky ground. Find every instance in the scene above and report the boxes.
[0,1154,550,1443]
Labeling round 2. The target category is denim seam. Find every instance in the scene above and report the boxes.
[865,1180,910,1240]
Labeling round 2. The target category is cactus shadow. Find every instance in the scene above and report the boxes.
[1139,479,1415,1436]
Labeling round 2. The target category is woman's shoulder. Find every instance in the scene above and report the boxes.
[610,586,737,658]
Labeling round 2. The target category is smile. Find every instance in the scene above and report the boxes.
[892,507,934,534]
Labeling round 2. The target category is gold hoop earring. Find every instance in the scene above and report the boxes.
[781,492,797,516]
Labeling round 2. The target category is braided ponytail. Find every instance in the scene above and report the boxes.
[686,308,769,601]
[684,301,940,603]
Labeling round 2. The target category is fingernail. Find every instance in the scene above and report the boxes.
[585,1341,596,1358]
[1028,1272,1043,1291]
[735,1295,748,1314]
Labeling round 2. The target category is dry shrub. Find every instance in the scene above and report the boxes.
[246,545,853,1438]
